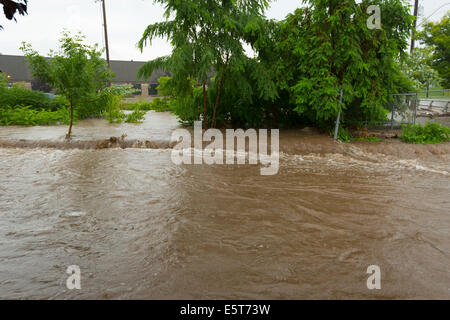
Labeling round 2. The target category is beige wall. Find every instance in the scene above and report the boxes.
[10,81,32,90]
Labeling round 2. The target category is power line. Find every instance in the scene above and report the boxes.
[418,2,450,27]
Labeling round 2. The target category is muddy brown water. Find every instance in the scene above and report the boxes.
[0,112,449,299]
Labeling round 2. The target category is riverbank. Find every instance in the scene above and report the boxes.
[0,112,448,170]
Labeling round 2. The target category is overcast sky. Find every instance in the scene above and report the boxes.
[1,0,448,61]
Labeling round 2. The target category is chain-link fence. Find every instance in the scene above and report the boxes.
[388,93,419,129]
[356,90,450,130]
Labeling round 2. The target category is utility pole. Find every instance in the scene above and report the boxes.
[410,0,419,54]
[101,0,111,69]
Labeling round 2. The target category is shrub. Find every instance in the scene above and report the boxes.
[400,123,450,144]
[0,105,74,126]
[121,101,153,111]
[125,110,146,123]
[331,126,353,142]
[0,86,68,111]
[149,98,171,112]
[122,98,171,112]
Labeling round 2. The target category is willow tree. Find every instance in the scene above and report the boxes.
[137,0,270,129]
[274,0,414,128]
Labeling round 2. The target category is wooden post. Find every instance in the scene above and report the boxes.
[410,0,419,54]
[413,93,418,124]
[102,0,111,87]
[391,100,395,130]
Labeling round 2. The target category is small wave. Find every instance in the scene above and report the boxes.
[281,151,449,176]
[0,138,176,150]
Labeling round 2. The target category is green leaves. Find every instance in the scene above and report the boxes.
[22,31,113,107]
[399,47,441,90]
[400,123,450,144]
[138,0,272,127]
[418,13,450,88]
[0,105,74,126]
[21,31,114,136]
[274,0,414,128]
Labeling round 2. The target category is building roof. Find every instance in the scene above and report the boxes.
[0,55,31,82]
[0,54,166,83]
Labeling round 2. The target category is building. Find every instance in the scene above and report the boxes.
[0,54,168,98]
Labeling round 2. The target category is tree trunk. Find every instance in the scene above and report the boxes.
[211,77,224,129]
[202,83,207,130]
[67,99,74,139]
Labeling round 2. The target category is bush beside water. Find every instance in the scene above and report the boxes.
[0,105,74,126]
[121,98,171,112]
[125,110,146,123]
[0,79,141,126]
[0,85,68,111]
[400,123,450,144]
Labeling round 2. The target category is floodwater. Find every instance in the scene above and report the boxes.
[0,112,449,299]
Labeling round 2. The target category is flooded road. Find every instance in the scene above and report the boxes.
[0,112,449,299]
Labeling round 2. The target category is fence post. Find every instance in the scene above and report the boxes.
[413,93,418,124]
[334,89,344,140]
[391,99,395,130]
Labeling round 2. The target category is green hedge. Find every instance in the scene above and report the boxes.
[0,86,68,111]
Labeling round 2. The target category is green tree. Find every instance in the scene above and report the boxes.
[137,0,270,129]
[399,47,441,90]
[273,0,414,128]
[418,12,450,88]
[21,31,113,137]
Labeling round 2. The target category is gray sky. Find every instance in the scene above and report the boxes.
[1,0,448,61]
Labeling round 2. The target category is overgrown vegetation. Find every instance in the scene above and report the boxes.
[400,123,450,144]
[0,73,72,126]
[125,110,146,123]
[0,105,73,126]
[138,0,415,132]
[0,83,68,111]
[137,0,271,129]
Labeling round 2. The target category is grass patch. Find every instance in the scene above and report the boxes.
[417,87,450,100]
